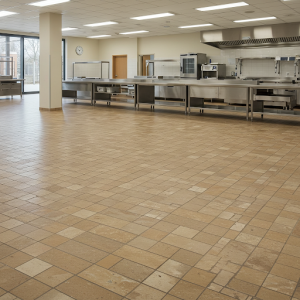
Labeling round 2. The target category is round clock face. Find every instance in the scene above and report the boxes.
[75,46,83,55]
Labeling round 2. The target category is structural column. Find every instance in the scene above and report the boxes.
[39,12,62,110]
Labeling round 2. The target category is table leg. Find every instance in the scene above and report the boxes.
[246,87,249,121]
[251,88,254,122]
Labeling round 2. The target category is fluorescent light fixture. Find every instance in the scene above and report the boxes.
[119,30,149,34]
[234,16,276,22]
[88,35,111,38]
[29,0,69,7]
[62,27,77,31]
[0,11,18,17]
[197,2,248,11]
[84,21,118,27]
[119,30,149,35]
[131,13,174,20]
[179,24,213,28]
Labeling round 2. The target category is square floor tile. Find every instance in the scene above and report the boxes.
[16,258,52,277]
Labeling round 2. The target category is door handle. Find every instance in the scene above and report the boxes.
[115,75,117,77]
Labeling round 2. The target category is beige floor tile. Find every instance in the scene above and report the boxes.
[171,249,202,267]
[0,251,32,268]
[162,234,211,255]
[183,268,216,287]
[41,234,69,247]
[0,266,30,290]
[38,249,91,274]
[149,242,179,258]
[97,255,122,269]
[236,266,268,286]
[143,271,178,293]
[72,209,96,218]
[127,284,165,300]
[36,289,74,300]
[34,266,73,287]
[158,259,190,278]
[128,236,157,250]
[257,287,291,300]
[79,265,139,296]
[57,227,84,239]
[0,231,21,243]
[114,245,167,269]
[198,289,235,300]
[58,240,107,263]
[228,278,259,296]
[172,226,199,239]
[57,276,122,300]
[0,219,23,230]
[26,229,52,241]
[169,280,204,300]
[90,224,136,243]
[263,274,297,296]
[110,259,154,282]
[10,279,51,300]
[270,263,300,282]
[16,258,52,277]
[22,242,51,257]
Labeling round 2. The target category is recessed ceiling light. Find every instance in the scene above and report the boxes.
[62,27,77,31]
[197,2,248,11]
[179,24,213,28]
[0,11,18,17]
[119,30,149,35]
[234,16,276,22]
[84,21,118,27]
[87,35,111,38]
[29,0,69,7]
[131,13,174,20]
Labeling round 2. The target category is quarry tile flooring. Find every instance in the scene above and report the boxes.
[0,94,300,300]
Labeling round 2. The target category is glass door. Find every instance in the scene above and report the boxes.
[24,37,40,93]
[183,58,195,74]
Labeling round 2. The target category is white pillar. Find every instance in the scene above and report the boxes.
[39,12,62,111]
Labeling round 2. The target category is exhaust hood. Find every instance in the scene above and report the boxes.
[200,22,300,49]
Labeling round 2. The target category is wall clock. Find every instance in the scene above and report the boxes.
[75,46,83,55]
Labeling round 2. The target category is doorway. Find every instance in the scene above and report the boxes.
[138,54,154,76]
[112,55,127,79]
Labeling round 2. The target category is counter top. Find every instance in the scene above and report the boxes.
[0,79,25,82]
[62,79,300,90]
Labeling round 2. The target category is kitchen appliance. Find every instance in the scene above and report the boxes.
[201,64,226,79]
[180,53,207,79]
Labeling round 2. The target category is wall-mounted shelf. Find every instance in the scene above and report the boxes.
[235,56,300,78]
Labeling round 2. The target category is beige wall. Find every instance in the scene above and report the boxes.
[138,32,220,58]
[98,38,138,78]
[97,32,220,78]
[64,36,99,79]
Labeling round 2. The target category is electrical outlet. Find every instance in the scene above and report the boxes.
[286,72,290,76]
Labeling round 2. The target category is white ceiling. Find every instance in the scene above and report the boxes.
[0,0,299,38]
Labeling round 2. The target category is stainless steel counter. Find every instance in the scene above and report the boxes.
[62,79,300,122]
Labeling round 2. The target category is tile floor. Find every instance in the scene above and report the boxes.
[0,95,300,300]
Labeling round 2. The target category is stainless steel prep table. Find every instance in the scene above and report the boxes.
[63,79,300,122]
[250,85,300,121]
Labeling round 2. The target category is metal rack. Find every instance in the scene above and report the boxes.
[0,56,14,78]
[236,56,300,77]
[145,59,179,77]
[72,61,110,80]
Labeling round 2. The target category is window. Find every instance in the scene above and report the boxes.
[0,33,66,94]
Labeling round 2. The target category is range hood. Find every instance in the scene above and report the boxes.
[200,22,300,49]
